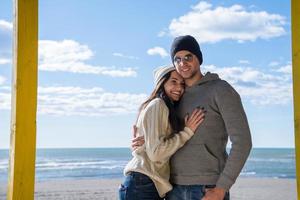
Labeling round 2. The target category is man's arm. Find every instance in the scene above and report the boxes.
[202,81,252,200]
[131,125,145,151]
[215,81,252,191]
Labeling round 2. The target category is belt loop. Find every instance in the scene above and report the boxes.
[201,185,206,193]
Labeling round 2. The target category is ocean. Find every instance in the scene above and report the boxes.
[0,148,296,182]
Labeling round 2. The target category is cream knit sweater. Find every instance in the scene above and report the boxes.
[124,98,194,197]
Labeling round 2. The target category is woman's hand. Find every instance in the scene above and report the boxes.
[184,108,205,133]
[131,108,205,150]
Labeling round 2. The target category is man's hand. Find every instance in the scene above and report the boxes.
[131,135,145,150]
[202,187,226,200]
[130,125,145,151]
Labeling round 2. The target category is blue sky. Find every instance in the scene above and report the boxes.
[0,0,294,148]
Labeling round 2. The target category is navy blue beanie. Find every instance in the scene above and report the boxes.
[170,35,203,65]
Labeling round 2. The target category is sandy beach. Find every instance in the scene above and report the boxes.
[0,177,296,200]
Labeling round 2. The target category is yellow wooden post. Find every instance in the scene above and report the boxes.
[292,0,300,199]
[7,0,38,199]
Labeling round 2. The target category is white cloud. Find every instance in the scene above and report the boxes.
[168,1,286,43]
[0,85,148,116]
[0,20,12,32]
[0,76,6,85]
[0,86,10,110]
[113,52,139,60]
[39,40,137,77]
[147,47,168,58]
[158,29,168,37]
[269,61,280,66]
[202,64,292,105]
[0,62,293,113]
[1,25,137,77]
[37,86,147,116]
[275,64,292,74]
[239,60,250,64]
[0,58,11,65]
[0,20,13,52]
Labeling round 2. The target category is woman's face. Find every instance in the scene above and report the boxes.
[163,71,185,102]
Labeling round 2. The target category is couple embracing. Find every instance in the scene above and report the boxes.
[119,35,252,200]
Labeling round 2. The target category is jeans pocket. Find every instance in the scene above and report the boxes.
[135,178,154,189]
[134,173,154,189]
[118,184,128,200]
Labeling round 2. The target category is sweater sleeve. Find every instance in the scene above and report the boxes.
[141,99,194,162]
[215,82,252,191]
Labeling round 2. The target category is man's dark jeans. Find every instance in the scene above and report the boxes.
[166,184,230,200]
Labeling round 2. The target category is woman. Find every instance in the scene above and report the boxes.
[119,65,205,200]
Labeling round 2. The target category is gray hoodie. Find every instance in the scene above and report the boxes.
[170,72,252,191]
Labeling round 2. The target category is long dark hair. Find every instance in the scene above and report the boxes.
[138,71,182,132]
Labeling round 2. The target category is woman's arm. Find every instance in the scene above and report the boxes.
[141,99,204,162]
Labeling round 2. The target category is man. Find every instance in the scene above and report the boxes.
[132,35,252,200]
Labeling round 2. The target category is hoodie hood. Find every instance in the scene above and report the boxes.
[195,72,220,85]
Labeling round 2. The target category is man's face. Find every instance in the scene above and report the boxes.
[173,50,200,80]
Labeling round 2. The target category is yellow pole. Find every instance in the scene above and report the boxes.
[292,0,300,199]
[7,0,38,199]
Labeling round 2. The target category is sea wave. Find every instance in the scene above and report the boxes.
[240,171,256,176]
[0,148,296,180]
[0,159,127,171]
[247,158,294,163]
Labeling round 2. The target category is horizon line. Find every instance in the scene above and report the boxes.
[0,146,296,150]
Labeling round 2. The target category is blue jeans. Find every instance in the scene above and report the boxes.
[165,184,230,200]
[119,171,163,200]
